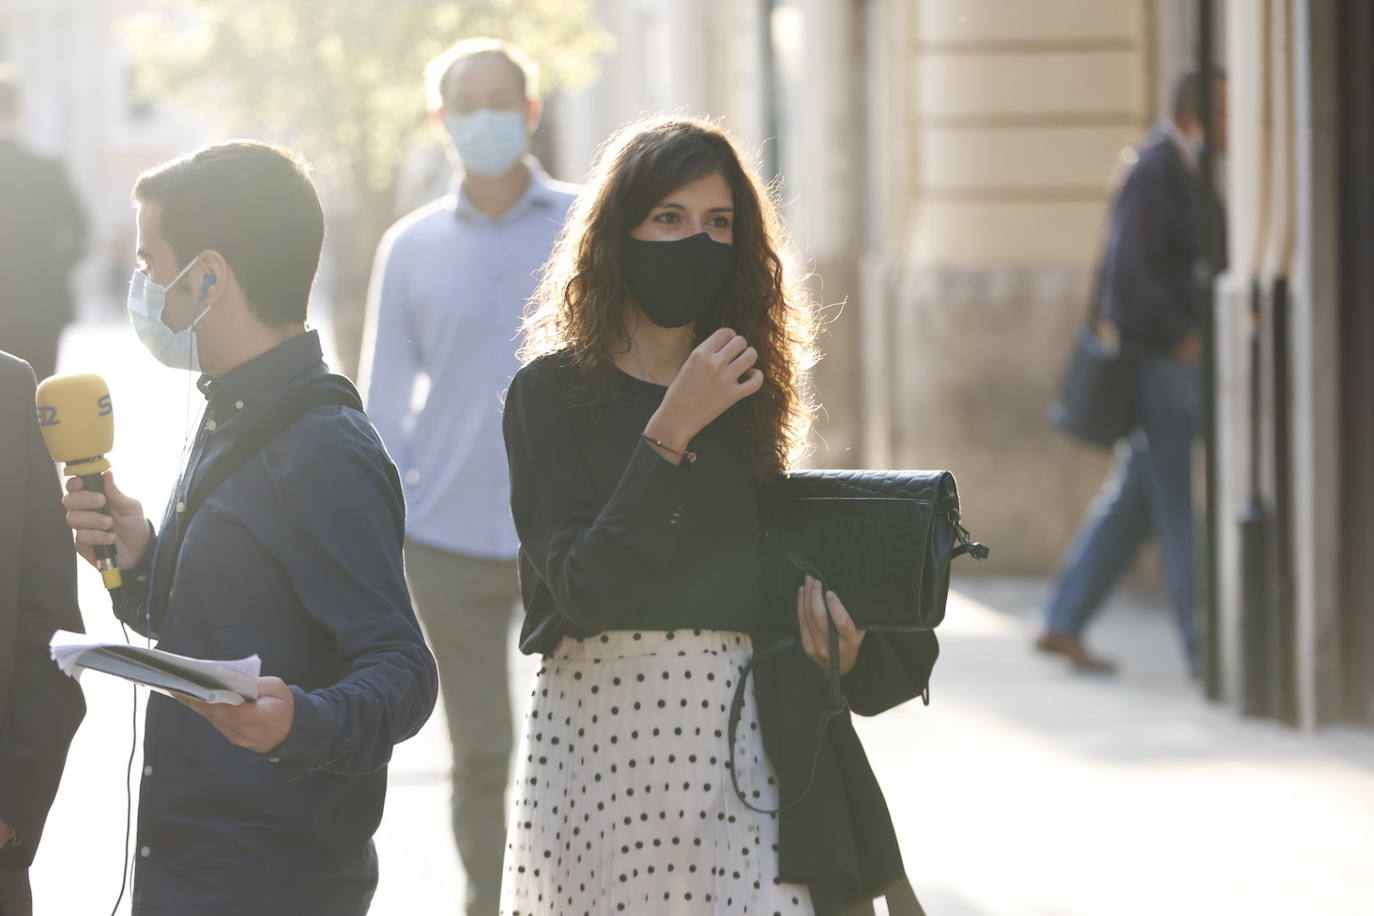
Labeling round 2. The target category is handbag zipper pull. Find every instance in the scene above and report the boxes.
[948,511,991,561]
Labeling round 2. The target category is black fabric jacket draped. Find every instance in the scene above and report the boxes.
[751,559,938,915]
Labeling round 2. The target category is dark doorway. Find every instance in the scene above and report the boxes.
[1338,0,1374,725]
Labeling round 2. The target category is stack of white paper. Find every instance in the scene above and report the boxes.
[50,630,260,706]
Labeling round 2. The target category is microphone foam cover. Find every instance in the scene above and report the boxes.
[35,373,114,475]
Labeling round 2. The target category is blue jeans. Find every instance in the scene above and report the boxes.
[1043,354,1201,663]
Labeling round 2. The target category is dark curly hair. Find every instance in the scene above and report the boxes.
[520,116,819,479]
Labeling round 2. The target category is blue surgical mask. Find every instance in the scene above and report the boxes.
[444,109,527,177]
[127,259,215,372]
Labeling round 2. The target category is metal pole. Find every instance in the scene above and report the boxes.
[1195,0,1223,701]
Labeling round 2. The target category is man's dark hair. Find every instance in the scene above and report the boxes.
[133,141,324,326]
[0,65,20,120]
[1172,67,1227,125]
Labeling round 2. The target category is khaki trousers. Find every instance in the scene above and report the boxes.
[405,541,520,916]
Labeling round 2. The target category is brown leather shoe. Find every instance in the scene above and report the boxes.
[1034,631,1118,674]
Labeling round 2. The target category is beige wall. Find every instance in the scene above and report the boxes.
[876,0,1154,574]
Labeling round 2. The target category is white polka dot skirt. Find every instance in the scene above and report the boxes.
[499,629,814,915]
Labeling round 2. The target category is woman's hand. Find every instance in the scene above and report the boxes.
[796,574,865,676]
[643,328,763,462]
[62,471,151,570]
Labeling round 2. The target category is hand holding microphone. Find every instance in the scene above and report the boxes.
[36,374,151,587]
[63,473,150,578]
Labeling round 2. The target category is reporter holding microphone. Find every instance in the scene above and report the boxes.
[61,142,437,916]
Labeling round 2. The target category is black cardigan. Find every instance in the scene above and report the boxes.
[503,352,937,915]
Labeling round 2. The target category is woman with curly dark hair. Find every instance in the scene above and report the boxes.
[499,117,921,916]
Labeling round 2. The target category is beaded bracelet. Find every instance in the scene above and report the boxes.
[641,433,697,464]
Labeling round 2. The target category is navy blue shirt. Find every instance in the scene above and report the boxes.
[1103,129,1227,352]
[112,331,438,915]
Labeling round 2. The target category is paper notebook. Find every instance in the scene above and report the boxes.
[50,630,260,706]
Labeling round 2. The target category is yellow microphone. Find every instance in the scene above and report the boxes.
[35,373,123,590]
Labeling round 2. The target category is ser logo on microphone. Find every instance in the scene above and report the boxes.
[38,393,111,426]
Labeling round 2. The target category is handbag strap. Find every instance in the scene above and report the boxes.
[1085,253,1109,330]
[154,380,363,617]
[772,543,848,714]
[730,542,848,815]
[180,382,363,546]
[727,627,845,816]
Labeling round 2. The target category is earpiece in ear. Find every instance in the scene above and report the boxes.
[199,273,217,299]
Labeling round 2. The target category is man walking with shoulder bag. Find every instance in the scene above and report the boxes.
[1037,69,1228,674]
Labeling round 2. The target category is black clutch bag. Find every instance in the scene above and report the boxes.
[758,469,988,631]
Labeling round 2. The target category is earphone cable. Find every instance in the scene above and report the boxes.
[110,624,139,916]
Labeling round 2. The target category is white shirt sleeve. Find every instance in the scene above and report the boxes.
[358,226,420,484]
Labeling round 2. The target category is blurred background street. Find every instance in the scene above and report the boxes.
[5,0,1374,912]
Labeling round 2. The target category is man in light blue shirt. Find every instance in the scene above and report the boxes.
[357,38,576,916]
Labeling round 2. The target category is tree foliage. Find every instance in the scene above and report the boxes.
[124,0,608,376]
[125,0,609,191]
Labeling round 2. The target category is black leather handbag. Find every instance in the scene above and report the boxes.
[729,469,987,816]
[758,469,988,632]
[1050,260,1140,449]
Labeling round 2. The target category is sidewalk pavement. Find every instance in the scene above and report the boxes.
[865,578,1374,916]
[27,320,1374,915]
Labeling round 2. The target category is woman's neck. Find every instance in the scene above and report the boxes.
[613,311,695,386]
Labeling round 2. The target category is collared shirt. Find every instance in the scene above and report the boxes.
[1160,118,1200,173]
[359,159,578,559]
[112,330,438,916]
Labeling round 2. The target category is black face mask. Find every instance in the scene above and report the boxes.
[620,232,734,329]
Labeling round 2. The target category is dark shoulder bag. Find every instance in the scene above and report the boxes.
[728,469,988,816]
[154,378,364,612]
[1049,256,1141,449]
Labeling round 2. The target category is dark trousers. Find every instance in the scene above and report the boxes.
[0,869,33,916]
